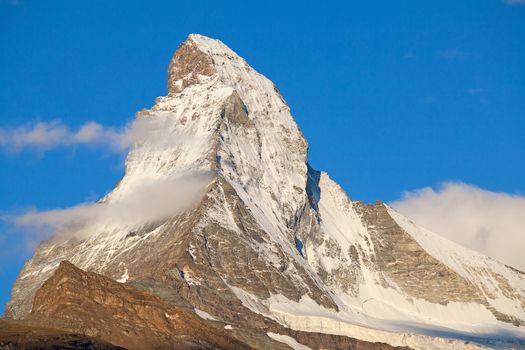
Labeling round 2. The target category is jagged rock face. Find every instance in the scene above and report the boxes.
[24,261,252,350]
[352,202,484,305]
[9,261,410,350]
[167,38,216,94]
[6,34,525,349]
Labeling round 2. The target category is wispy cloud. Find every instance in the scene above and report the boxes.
[503,0,525,5]
[0,0,21,6]
[417,96,438,104]
[1,115,213,242]
[0,116,187,154]
[437,48,471,60]
[6,170,213,242]
[391,182,525,271]
[403,50,415,59]
[466,88,486,96]
[0,121,122,152]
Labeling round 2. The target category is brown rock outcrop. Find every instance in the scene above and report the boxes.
[24,261,250,350]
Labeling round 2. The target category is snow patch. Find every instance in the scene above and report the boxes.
[266,294,491,350]
[194,308,218,321]
[228,285,276,321]
[267,332,312,350]
[116,269,129,283]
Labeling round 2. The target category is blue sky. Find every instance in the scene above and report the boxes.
[0,0,524,315]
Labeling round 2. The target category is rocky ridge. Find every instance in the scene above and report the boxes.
[9,260,409,350]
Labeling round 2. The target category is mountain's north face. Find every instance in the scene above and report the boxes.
[4,35,525,349]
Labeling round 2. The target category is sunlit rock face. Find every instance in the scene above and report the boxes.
[6,34,525,349]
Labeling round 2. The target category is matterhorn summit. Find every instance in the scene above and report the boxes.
[5,34,525,350]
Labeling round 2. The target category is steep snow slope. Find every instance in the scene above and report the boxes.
[6,34,525,349]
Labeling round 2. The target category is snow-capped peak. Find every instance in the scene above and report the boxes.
[187,34,240,58]
[7,34,525,350]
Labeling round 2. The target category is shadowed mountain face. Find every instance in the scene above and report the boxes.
[4,34,525,349]
[0,319,125,350]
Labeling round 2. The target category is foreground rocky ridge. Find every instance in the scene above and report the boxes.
[5,34,525,349]
[25,261,251,350]
[2,261,409,350]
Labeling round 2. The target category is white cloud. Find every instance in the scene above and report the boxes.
[391,182,525,271]
[1,115,212,243]
[0,116,187,153]
[0,120,123,152]
[10,170,213,241]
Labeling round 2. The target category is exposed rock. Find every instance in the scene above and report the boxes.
[24,261,251,350]
[168,37,216,94]
[13,261,409,350]
[0,319,124,350]
[354,201,484,305]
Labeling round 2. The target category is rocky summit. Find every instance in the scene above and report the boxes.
[3,34,525,350]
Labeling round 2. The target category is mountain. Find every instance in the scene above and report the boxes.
[4,34,525,349]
